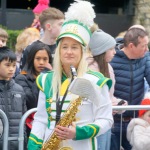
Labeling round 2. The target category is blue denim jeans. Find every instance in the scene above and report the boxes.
[97,129,111,150]
[110,122,132,150]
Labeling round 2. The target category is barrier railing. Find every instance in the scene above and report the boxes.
[0,109,9,150]
[1,105,150,150]
[18,108,37,150]
[113,105,150,111]
[112,105,150,150]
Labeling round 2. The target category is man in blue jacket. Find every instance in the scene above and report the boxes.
[110,26,150,150]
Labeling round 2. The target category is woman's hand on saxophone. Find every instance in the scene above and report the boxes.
[55,122,76,140]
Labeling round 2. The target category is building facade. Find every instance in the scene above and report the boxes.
[0,0,136,37]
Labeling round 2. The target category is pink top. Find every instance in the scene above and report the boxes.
[87,57,121,106]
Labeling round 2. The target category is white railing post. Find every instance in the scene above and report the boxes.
[0,109,9,150]
[18,108,37,150]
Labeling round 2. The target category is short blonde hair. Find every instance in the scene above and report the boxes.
[0,28,8,39]
[15,27,40,53]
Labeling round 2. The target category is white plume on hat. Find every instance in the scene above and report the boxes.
[57,0,96,47]
[65,0,95,28]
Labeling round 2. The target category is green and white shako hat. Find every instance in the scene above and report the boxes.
[57,20,92,47]
[56,0,96,47]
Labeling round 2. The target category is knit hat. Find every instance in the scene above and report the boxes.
[139,98,150,117]
[33,0,49,14]
[56,0,96,47]
[89,29,116,56]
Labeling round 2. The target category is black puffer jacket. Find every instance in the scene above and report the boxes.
[0,79,27,150]
[15,72,39,110]
[15,72,39,138]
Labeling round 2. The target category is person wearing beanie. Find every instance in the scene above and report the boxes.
[27,1,113,150]
[127,97,150,150]
[31,0,50,32]
[33,0,49,14]
[87,29,127,150]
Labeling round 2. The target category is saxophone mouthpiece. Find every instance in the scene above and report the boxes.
[70,65,77,78]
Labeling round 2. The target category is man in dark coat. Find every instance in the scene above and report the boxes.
[110,26,150,150]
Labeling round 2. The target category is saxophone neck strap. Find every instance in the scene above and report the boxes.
[56,66,76,125]
[56,85,69,125]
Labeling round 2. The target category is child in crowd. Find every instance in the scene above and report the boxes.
[20,7,64,70]
[15,42,52,137]
[0,47,27,150]
[15,27,40,69]
[0,28,8,47]
[0,27,19,78]
[127,96,150,150]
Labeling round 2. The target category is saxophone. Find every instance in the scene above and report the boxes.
[41,97,82,150]
[42,65,81,150]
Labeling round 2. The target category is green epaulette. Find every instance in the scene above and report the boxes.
[87,70,112,90]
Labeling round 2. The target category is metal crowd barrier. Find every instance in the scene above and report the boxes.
[0,108,37,150]
[0,109,9,150]
[1,105,150,150]
[18,108,37,150]
[112,105,150,150]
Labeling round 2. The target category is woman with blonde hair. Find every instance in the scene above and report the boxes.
[28,1,113,150]
[15,27,40,68]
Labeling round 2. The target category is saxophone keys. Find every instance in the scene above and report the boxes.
[49,116,55,121]
[47,107,52,113]
[49,98,53,103]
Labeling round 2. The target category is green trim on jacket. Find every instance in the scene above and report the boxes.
[28,133,43,150]
[87,70,112,89]
[75,124,100,140]
[36,71,68,128]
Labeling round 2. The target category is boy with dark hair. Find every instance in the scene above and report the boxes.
[20,7,64,70]
[0,47,27,150]
[0,27,20,78]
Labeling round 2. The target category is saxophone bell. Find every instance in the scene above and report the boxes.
[59,146,73,150]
